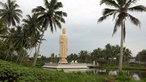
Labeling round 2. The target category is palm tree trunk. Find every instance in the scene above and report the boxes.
[32,31,44,66]
[5,50,9,60]
[5,47,10,60]
[20,52,25,64]
[16,50,21,63]
[16,48,24,63]
[119,22,124,71]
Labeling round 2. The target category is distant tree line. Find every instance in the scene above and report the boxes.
[35,44,146,66]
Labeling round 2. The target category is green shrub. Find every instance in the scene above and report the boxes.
[1,60,145,82]
[115,71,130,82]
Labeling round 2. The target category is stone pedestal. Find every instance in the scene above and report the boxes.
[59,58,68,64]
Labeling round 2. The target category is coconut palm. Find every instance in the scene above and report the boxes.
[123,48,132,63]
[23,14,42,64]
[0,0,22,27]
[23,14,40,37]
[23,14,41,48]
[3,25,30,63]
[98,0,146,71]
[32,0,67,66]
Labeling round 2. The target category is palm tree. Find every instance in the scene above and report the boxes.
[123,48,132,63]
[0,0,22,27]
[32,0,67,66]
[91,48,103,63]
[98,0,146,71]
[23,14,41,37]
[23,14,42,65]
[23,14,42,51]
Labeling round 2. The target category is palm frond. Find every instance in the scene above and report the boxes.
[103,8,117,15]
[54,2,63,10]
[98,12,114,22]
[113,23,118,36]
[32,6,45,13]
[62,12,67,17]
[15,12,23,17]
[60,18,65,23]
[116,0,127,7]
[112,13,125,36]
[128,14,140,26]
[13,15,20,24]
[125,0,138,8]
[100,0,120,8]
[128,5,146,12]
[49,18,54,32]
[52,19,57,31]
[44,0,50,8]
[14,9,22,13]
[13,3,20,8]
[55,11,67,17]
[50,0,57,8]
[98,15,108,22]
[54,18,61,29]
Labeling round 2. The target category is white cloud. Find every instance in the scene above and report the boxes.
[1,0,146,57]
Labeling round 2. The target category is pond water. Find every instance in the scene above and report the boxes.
[62,68,146,80]
[90,69,146,80]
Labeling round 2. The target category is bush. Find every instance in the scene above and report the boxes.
[115,71,130,82]
[0,60,61,82]
[0,60,99,82]
[1,60,145,82]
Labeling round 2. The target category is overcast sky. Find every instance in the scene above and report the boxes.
[1,0,146,57]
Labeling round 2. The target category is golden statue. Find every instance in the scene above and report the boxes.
[59,28,68,64]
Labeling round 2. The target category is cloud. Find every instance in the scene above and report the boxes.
[1,0,146,57]
[32,0,146,57]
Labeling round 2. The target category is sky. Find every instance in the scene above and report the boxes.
[1,0,146,57]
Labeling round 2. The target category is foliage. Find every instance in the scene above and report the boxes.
[115,71,130,82]
[0,0,22,26]
[136,49,146,62]
[0,60,146,82]
[0,60,97,82]
[67,44,132,65]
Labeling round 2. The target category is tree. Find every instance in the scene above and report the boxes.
[0,0,22,27]
[23,14,42,57]
[23,14,41,38]
[123,48,132,63]
[67,53,78,63]
[98,0,146,71]
[5,26,30,63]
[0,20,7,35]
[32,0,67,66]
[136,50,146,62]
[91,48,103,63]
[78,50,90,63]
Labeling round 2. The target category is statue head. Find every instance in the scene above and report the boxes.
[62,28,66,34]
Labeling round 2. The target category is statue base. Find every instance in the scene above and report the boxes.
[59,58,68,64]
